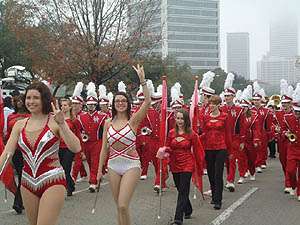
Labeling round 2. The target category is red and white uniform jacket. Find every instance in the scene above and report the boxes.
[220,104,243,153]
[284,113,300,160]
[252,106,273,143]
[78,111,107,142]
[239,109,261,149]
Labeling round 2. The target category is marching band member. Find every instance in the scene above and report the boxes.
[157,109,203,225]
[239,86,260,181]
[252,82,273,173]
[221,73,244,192]
[78,82,107,192]
[202,95,229,210]
[97,64,151,225]
[0,81,81,225]
[71,82,88,183]
[275,80,294,193]
[284,83,300,200]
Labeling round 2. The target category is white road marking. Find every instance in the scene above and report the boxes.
[0,209,15,214]
[210,187,258,225]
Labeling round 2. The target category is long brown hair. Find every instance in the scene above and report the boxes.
[25,82,52,114]
[112,92,131,120]
[175,109,191,134]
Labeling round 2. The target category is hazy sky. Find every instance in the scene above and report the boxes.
[220,0,300,79]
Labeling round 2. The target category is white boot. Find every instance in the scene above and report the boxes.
[256,167,262,173]
[225,182,235,192]
[250,174,256,181]
[237,177,244,184]
[284,187,292,194]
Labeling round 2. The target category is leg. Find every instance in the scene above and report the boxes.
[36,185,65,225]
[118,168,140,225]
[214,150,227,204]
[205,150,216,201]
[173,172,192,223]
[108,169,122,224]
[89,142,102,185]
[21,186,40,225]
[63,149,75,194]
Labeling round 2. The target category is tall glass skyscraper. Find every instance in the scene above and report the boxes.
[130,0,220,73]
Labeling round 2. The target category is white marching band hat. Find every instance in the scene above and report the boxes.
[86,82,98,105]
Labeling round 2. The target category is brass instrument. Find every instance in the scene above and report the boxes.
[141,127,152,136]
[286,131,297,142]
[269,95,281,107]
[81,131,89,142]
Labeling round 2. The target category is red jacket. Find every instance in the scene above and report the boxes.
[220,104,243,151]
[78,111,107,142]
[6,113,30,140]
[166,129,203,173]
[240,109,261,148]
[202,111,228,150]
[284,113,300,159]
[252,106,273,142]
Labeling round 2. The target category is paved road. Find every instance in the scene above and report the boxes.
[1,158,300,225]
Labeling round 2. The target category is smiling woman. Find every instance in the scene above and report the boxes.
[0,81,81,225]
[97,64,151,225]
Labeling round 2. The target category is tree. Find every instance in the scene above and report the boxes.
[0,0,31,78]
[5,0,160,87]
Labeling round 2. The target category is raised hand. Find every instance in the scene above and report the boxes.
[51,101,65,125]
[132,64,145,83]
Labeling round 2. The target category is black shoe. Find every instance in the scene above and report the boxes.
[227,186,235,192]
[67,190,73,196]
[184,214,192,219]
[12,205,23,214]
[214,203,222,210]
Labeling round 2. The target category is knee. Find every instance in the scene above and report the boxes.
[118,204,128,215]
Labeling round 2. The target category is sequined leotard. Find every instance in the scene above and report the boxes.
[17,116,66,197]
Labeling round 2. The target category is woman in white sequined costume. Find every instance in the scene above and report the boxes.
[98,64,151,225]
[0,82,81,225]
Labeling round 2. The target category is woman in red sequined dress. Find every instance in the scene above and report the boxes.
[0,82,81,225]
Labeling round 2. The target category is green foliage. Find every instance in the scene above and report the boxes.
[0,1,31,77]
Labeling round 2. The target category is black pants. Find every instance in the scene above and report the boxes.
[268,140,276,157]
[205,150,227,204]
[59,149,75,192]
[172,172,193,223]
[12,149,24,210]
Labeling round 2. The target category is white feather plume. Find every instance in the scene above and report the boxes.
[107,92,114,104]
[98,85,107,98]
[171,86,180,102]
[253,81,261,94]
[86,82,97,98]
[157,85,162,95]
[174,82,182,94]
[199,71,215,88]
[293,83,300,102]
[72,82,84,97]
[224,73,235,90]
[147,80,154,96]
[280,79,289,96]
[241,85,252,101]
[118,81,126,93]
[235,90,242,101]
[287,85,294,98]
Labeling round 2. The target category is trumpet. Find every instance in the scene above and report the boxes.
[286,131,297,142]
[141,127,152,136]
[81,132,89,142]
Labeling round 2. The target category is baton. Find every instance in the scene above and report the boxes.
[91,182,101,214]
[157,158,163,219]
